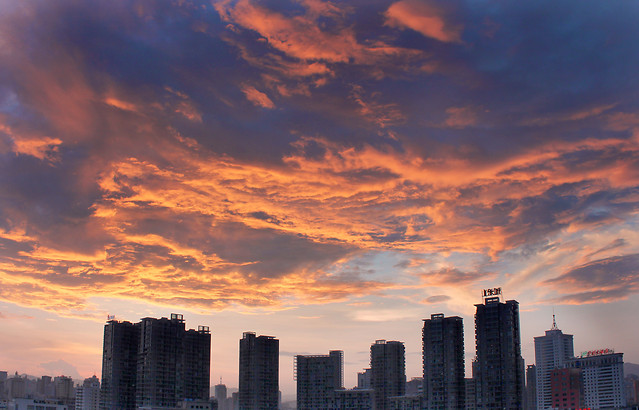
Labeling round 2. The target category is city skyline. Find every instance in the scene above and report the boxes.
[1,298,635,399]
[1,0,639,401]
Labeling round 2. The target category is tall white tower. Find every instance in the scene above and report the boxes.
[534,315,574,409]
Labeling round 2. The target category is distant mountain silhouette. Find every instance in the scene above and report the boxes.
[626,362,639,377]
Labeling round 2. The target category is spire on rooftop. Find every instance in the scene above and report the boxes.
[551,313,559,331]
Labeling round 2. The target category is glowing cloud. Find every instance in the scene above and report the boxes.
[385,0,462,43]
[241,85,275,108]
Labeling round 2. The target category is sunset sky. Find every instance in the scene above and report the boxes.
[1,0,639,398]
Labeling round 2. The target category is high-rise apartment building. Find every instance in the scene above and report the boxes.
[370,340,405,410]
[533,316,574,409]
[101,319,140,410]
[565,349,625,409]
[100,314,210,409]
[75,375,100,410]
[474,295,524,409]
[295,350,343,409]
[54,375,75,408]
[422,313,465,409]
[239,332,279,410]
[182,326,213,401]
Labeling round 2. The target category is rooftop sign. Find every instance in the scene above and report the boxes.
[482,287,502,298]
[579,348,614,358]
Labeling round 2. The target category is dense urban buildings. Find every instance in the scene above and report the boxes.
[474,294,525,409]
[565,349,626,409]
[422,313,465,409]
[295,350,343,409]
[370,340,406,410]
[100,314,210,409]
[238,332,279,410]
[533,316,574,409]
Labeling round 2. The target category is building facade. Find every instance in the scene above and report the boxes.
[370,340,405,410]
[357,369,372,389]
[75,376,100,410]
[474,297,525,409]
[565,350,625,409]
[333,389,374,409]
[238,332,279,410]
[422,313,465,409]
[533,317,574,409]
[524,364,537,410]
[295,350,343,409]
[549,368,582,409]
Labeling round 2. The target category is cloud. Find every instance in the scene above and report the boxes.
[422,295,451,304]
[215,0,425,86]
[0,311,34,320]
[544,254,639,303]
[0,0,639,317]
[385,0,462,43]
[420,268,487,286]
[39,359,81,379]
[443,106,478,128]
[241,85,275,108]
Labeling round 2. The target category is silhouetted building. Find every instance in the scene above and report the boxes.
[334,388,374,409]
[405,377,423,396]
[464,378,476,410]
[8,373,26,399]
[136,314,211,407]
[37,375,54,399]
[75,375,100,410]
[422,313,465,409]
[295,350,343,409]
[534,316,574,409]
[357,369,372,389]
[566,349,625,409]
[100,319,140,409]
[549,368,582,409]
[182,326,212,402]
[371,340,405,410]
[100,314,210,409]
[0,371,7,400]
[238,332,279,409]
[524,364,537,410]
[389,393,422,409]
[474,295,524,409]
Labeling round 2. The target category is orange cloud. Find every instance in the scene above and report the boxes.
[215,0,424,84]
[385,0,462,43]
[241,85,275,108]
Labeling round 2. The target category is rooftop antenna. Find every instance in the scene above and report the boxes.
[551,308,559,330]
